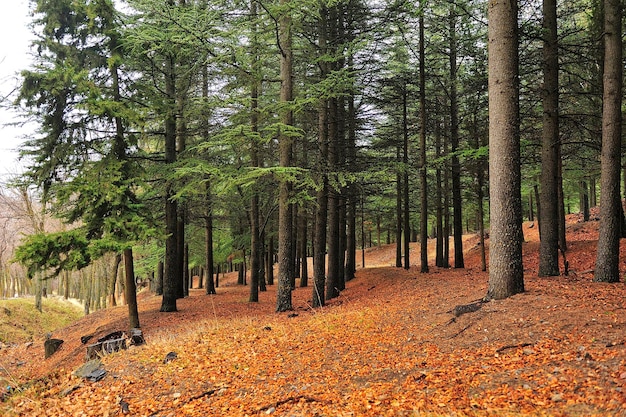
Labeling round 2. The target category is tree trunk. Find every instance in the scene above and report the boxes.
[176,209,186,299]
[160,48,178,313]
[345,194,356,281]
[312,30,329,306]
[487,0,525,299]
[402,88,410,270]
[299,205,308,287]
[276,0,294,311]
[419,8,429,273]
[435,123,444,267]
[557,150,567,251]
[326,5,342,300]
[396,149,403,268]
[538,0,560,277]
[183,243,189,294]
[156,260,164,296]
[326,182,341,300]
[450,6,464,269]
[110,254,121,306]
[265,236,273,286]
[124,248,140,330]
[443,123,451,268]
[249,0,262,302]
[594,0,622,283]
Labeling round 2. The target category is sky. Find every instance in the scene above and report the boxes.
[0,0,32,180]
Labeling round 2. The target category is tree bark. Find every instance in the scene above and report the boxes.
[124,248,140,330]
[396,148,403,268]
[435,123,444,267]
[108,253,121,306]
[538,0,560,277]
[402,88,410,270]
[594,0,622,283]
[419,8,429,273]
[487,0,525,299]
[160,46,178,313]
[276,0,294,311]
[249,0,261,302]
[449,6,464,269]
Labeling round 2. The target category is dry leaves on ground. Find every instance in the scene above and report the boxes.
[1,216,625,416]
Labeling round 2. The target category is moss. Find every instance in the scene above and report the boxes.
[0,297,83,344]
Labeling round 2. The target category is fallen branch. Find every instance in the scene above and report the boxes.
[450,299,488,318]
[256,395,324,412]
[448,323,473,339]
[496,342,533,353]
[606,340,625,348]
[187,389,218,402]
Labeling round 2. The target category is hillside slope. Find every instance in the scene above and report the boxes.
[1,217,625,416]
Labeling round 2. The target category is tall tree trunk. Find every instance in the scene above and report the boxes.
[594,0,622,283]
[205,185,216,295]
[487,0,524,299]
[249,0,262,302]
[326,96,341,300]
[156,259,163,296]
[449,6,464,269]
[276,0,294,311]
[419,8,429,273]
[443,124,451,268]
[435,122,444,267]
[110,254,121,306]
[326,4,342,300]
[299,205,308,287]
[176,208,186,299]
[345,193,357,281]
[538,0,560,277]
[312,13,329,306]
[266,235,274,286]
[344,73,357,281]
[396,147,403,268]
[557,149,567,251]
[124,248,140,330]
[402,88,410,270]
[160,49,178,313]
[184,243,190,294]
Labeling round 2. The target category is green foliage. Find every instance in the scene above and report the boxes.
[14,229,92,279]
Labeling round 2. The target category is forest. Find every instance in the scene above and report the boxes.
[0,0,623,321]
[1,0,626,415]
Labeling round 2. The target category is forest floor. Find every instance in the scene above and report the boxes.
[1,213,626,416]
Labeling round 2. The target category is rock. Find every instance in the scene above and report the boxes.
[44,338,64,358]
[73,359,103,378]
[119,399,130,414]
[163,352,178,364]
[73,359,107,381]
[129,328,145,346]
[60,385,82,397]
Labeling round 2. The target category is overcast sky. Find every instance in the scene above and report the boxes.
[0,0,32,180]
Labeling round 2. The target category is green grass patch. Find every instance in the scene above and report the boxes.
[0,297,83,344]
